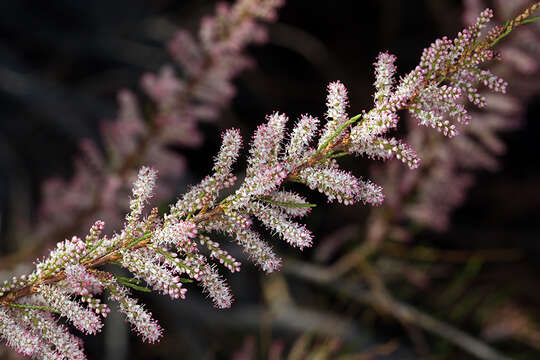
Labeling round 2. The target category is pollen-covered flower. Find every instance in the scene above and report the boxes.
[200,235,241,273]
[64,264,104,296]
[208,213,282,273]
[248,201,313,250]
[374,51,398,103]
[38,285,103,335]
[297,167,383,206]
[107,281,162,343]
[284,114,319,169]
[231,163,287,209]
[213,128,243,178]
[350,136,420,170]
[199,263,234,309]
[265,191,313,218]
[154,220,198,252]
[0,308,40,356]
[35,236,88,279]
[120,248,186,300]
[16,306,86,360]
[318,81,350,148]
[126,166,157,226]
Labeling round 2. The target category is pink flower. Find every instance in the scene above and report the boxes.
[318,81,350,148]
[107,281,163,343]
[38,285,103,335]
[0,308,40,356]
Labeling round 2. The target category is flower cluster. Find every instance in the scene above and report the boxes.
[376,0,540,232]
[0,75,404,358]
[409,9,509,135]
[350,10,509,172]
[0,5,533,359]
[105,277,162,343]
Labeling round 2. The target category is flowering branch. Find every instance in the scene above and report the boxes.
[0,3,538,359]
[0,0,285,271]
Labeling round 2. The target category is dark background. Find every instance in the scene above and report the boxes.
[0,1,539,359]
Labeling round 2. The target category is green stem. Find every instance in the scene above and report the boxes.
[125,233,152,250]
[490,16,540,48]
[315,113,363,156]
[520,15,540,25]
[490,28,513,47]
[85,237,106,259]
[259,198,317,208]
[6,303,61,314]
[328,151,349,159]
[115,276,142,285]
[117,279,151,292]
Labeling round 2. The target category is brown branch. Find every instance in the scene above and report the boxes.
[0,109,359,305]
[0,202,227,305]
[283,260,511,360]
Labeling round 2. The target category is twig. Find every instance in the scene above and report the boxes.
[283,260,511,360]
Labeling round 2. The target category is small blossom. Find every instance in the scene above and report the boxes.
[35,236,88,279]
[246,114,288,176]
[80,294,110,318]
[0,307,40,356]
[38,285,103,335]
[16,306,86,360]
[468,68,508,94]
[127,167,157,224]
[284,114,319,169]
[199,263,234,309]
[154,220,198,252]
[350,108,399,143]
[0,274,35,298]
[231,164,287,209]
[248,202,313,249]
[208,213,282,273]
[84,220,105,247]
[391,66,425,106]
[64,264,104,296]
[213,128,243,178]
[200,235,241,273]
[107,281,162,343]
[357,179,385,206]
[230,113,289,209]
[408,105,458,137]
[120,248,186,300]
[266,190,312,218]
[297,167,361,205]
[350,136,420,170]
[374,51,398,103]
[318,81,350,148]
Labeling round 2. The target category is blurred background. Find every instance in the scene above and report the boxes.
[0,0,539,359]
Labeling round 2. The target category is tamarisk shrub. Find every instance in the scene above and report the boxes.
[0,4,538,359]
